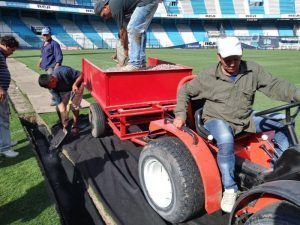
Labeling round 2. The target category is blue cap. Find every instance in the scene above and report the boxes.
[94,0,109,15]
[42,27,51,35]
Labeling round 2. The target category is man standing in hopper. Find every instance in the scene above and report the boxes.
[94,0,160,71]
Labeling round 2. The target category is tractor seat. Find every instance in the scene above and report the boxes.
[194,108,214,141]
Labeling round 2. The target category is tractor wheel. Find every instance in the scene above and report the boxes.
[89,103,107,138]
[244,201,300,225]
[138,137,204,223]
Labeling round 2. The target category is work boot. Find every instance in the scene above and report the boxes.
[221,189,237,213]
[1,149,19,158]
[121,64,139,71]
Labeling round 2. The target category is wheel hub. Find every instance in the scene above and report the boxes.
[143,158,172,208]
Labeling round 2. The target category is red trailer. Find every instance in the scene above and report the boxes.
[82,57,193,144]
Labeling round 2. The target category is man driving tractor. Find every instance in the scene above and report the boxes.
[173,36,300,213]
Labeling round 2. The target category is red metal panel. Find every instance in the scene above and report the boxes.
[82,57,192,109]
[82,58,108,109]
[107,69,191,106]
[149,119,222,214]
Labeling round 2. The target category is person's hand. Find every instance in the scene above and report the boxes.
[173,117,185,129]
[0,87,6,102]
[72,84,78,93]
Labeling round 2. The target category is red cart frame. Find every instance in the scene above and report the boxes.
[82,57,193,143]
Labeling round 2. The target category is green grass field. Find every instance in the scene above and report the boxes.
[1,48,300,224]
[13,48,300,128]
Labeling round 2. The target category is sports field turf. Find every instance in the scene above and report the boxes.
[1,48,299,224]
[13,48,300,127]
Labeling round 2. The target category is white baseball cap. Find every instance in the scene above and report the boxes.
[42,27,51,35]
[217,37,242,58]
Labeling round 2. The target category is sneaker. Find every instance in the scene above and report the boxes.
[121,64,139,71]
[50,100,57,106]
[1,149,19,158]
[221,189,237,213]
[11,140,18,147]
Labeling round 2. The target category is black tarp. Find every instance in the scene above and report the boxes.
[20,118,104,225]
[60,116,229,225]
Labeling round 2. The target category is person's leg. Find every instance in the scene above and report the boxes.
[0,97,18,157]
[126,1,159,69]
[70,83,84,135]
[204,119,237,191]
[140,31,147,67]
[0,97,11,152]
[204,119,237,213]
[46,67,58,106]
[253,112,289,157]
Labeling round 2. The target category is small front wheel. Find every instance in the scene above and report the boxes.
[138,137,204,223]
[89,103,107,138]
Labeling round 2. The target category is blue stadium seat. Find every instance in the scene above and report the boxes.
[221,21,234,36]
[190,21,208,42]
[164,23,185,46]
[147,28,161,48]
[190,0,207,14]
[278,22,294,36]
[74,16,108,48]
[279,0,295,14]
[219,0,235,14]
[2,16,41,48]
[163,0,180,15]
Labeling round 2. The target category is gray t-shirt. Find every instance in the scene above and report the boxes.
[109,0,153,28]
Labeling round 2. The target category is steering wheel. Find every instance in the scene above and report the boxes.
[254,101,300,124]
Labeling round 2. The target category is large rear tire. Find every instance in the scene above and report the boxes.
[244,201,300,225]
[89,103,107,138]
[138,137,204,223]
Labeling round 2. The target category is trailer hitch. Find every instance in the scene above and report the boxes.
[164,118,198,145]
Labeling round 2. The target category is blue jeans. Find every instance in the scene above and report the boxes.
[204,113,289,191]
[127,0,159,68]
[0,96,11,153]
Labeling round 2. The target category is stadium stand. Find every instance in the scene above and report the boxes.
[1,12,40,48]
[164,22,185,46]
[219,0,235,14]
[57,18,94,48]
[0,18,31,48]
[280,0,295,14]
[88,19,117,48]
[150,24,174,47]
[296,0,300,13]
[0,0,299,49]
[176,23,197,44]
[189,21,209,42]
[146,27,161,48]
[204,0,222,14]
[190,0,207,15]
[39,16,80,48]
[163,0,180,15]
[233,0,249,14]
[221,21,235,36]
[21,16,66,47]
[261,23,280,36]
[73,15,107,48]
[178,0,194,15]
